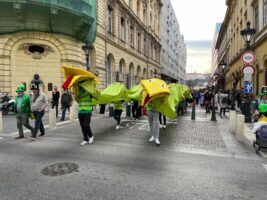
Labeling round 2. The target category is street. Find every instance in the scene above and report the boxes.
[0,107,267,200]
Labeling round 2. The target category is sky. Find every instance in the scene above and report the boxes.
[170,0,227,74]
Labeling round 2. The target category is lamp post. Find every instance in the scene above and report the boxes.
[240,21,256,123]
[220,60,227,89]
[82,40,92,71]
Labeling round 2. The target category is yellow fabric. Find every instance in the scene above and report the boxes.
[258,115,267,122]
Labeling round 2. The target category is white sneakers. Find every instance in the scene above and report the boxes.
[162,125,166,129]
[155,138,160,145]
[115,125,120,130]
[149,136,155,142]
[149,136,160,145]
[80,141,89,146]
[80,136,94,146]
[88,136,94,144]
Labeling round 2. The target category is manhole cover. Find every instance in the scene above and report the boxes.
[41,162,79,176]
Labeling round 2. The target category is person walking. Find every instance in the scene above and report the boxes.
[14,84,34,139]
[74,85,94,146]
[159,113,166,129]
[60,89,73,121]
[219,90,228,116]
[147,103,160,145]
[29,84,48,140]
[113,100,124,129]
[51,86,60,118]
[131,99,139,120]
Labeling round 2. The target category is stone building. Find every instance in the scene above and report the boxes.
[215,0,267,94]
[93,0,162,90]
[0,0,96,97]
[160,0,186,83]
[0,0,162,96]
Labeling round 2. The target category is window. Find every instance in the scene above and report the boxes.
[137,0,140,17]
[107,57,112,85]
[143,9,146,24]
[264,0,267,26]
[143,37,146,54]
[137,32,141,52]
[120,17,125,41]
[107,6,113,32]
[130,25,134,45]
[254,3,259,32]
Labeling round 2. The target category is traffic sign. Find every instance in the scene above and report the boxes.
[241,51,256,64]
[244,74,252,81]
[242,65,255,75]
[244,82,253,94]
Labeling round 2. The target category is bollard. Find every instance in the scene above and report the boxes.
[126,102,131,117]
[0,111,2,133]
[236,114,245,142]
[109,105,114,117]
[232,111,237,135]
[191,99,195,120]
[49,109,56,129]
[70,103,76,123]
[229,111,234,132]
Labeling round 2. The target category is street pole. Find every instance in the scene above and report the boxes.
[191,99,196,120]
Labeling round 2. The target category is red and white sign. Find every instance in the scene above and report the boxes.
[241,65,255,75]
[241,51,256,64]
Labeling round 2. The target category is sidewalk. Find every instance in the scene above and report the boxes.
[224,111,267,158]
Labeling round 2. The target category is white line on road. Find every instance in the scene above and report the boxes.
[263,164,267,171]
[0,137,3,140]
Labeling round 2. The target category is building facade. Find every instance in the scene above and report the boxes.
[215,0,267,94]
[92,0,162,90]
[160,0,187,83]
[0,0,97,97]
[0,0,163,96]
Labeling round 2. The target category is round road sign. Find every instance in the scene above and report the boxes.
[242,65,255,75]
[241,51,256,64]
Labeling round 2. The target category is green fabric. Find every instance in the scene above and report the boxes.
[79,79,101,101]
[114,101,124,110]
[259,103,267,113]
[127,85,143,100]
[151,84,192,119]
[91,82,129,105]
[146,103,154,111]
[258,92,267,97]
[16,84,26,92]
[14,94,31,113]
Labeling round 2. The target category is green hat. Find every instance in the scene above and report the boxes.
[16,84,25,92]
[259,104,267,113]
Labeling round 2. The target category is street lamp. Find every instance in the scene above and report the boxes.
[241,21,256,51]
[82,40,92,71]
[240,21,256,123]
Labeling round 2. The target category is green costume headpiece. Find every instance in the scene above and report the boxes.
[16,84,25,92]
[259,104,267,113]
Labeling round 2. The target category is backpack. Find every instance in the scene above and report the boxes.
[222,96,228,104]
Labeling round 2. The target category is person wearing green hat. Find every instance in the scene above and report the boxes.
[14,84,34,139]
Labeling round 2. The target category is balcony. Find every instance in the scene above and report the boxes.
[0,0,96,43]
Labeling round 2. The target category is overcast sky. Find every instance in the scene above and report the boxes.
[170,0,227,73]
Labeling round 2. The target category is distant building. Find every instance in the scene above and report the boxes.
[160,0,187,83]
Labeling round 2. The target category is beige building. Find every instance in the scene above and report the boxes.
[93,0,162,90]
[0,0,162,97]
[215,0,267,94]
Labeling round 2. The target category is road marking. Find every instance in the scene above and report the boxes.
[263,164,267,171]
[0,137,4,140]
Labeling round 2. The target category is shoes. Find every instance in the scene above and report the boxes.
[80,140,89,146]
[162,125,166,129]
[115,125,120,130]
[28,136,36,141]
[159,124,163,128]
[14,135,24,139]
[149,136,155,142]
[155,138,160,145]
[38,133,45,137]
[89,136,94,144]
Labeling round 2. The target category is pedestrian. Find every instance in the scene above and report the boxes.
[159,113,166,129]
[219,90,228,116]
[204,90,212,113]
[147,103,160,145]
[113,100,124,129]
[29,84,48,141]
[51,86,60,118]
[131,99,139,120]
[14,84,34,139]
[60,89,73,121]
[74,84,94,146]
